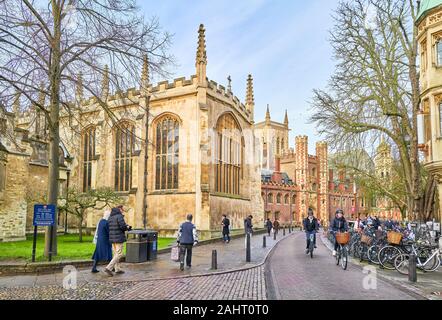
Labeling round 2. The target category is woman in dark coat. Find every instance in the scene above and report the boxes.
[91,211,113,273]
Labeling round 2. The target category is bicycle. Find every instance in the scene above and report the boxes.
[335,232,350,270]
[394,243,441,275]
[308,233,315,258]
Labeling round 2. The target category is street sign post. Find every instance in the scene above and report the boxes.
[32,204,56,262]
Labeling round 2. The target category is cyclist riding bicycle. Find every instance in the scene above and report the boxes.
[303,208,319,254]
[330,209,348,256]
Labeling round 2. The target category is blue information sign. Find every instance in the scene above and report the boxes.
[33,204,56,227]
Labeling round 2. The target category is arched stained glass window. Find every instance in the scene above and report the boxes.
[115,122,135,192]
[215,113,243,195]
[82,127,95,192]
[155,116,179,190]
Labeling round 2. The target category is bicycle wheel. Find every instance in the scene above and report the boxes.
[368,245,380,265]
[378,245,402,270]
[359,243,368,262]
[394,254,410,275]
[336,246,341,266]
[417,248,441,272]
[341,245,348,270]
[309,241,314,259]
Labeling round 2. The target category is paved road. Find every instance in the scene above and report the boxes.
[266,232,420,300]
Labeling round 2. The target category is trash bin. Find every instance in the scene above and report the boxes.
[146,230,158,261]
[126,230,148,263]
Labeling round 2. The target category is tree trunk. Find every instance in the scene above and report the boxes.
[78,216,83,243]
[44,4,62,257]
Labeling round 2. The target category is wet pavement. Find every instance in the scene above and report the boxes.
[0,230,290,299]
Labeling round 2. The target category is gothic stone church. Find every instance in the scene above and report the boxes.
[1,24,264,241]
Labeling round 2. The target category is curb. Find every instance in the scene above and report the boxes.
[0,229,268,276]
[318,233,429,300]
[97,231,299,284]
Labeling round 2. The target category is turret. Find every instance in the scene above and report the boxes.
[141,54,150,97]
[101,65,109,100]
[265,104,271,124]
[246,74,255,120]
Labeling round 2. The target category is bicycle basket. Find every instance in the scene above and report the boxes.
[336,232,350,245]
[387,231,402,245]
[361,234,373,245]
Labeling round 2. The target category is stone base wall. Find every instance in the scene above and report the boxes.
[0,154,28,242]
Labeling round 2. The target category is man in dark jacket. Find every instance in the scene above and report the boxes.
[265,218,273,236]
[330,209,348,256]
[273,219,280,236]
[177,214,199,271]
[303,208,319,254]
[104,205,131,276]
[221,214,231,243]
[384,218,394,231]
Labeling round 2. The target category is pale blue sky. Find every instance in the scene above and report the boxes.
[140,0,338,154]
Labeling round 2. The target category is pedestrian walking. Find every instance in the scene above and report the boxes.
[244,215,253,248]
[273,219,280,236]
[221,214,231,243]
[265,218,273,236]
[177,214,199,271]
[104,205,132,277]
[91,210,113,273]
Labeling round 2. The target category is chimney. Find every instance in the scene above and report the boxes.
[275,156,281,172]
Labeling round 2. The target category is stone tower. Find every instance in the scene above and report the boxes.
[295,135,309,221]
[374,138,392,180]
[316,141,328,222]
[417,0,442,223]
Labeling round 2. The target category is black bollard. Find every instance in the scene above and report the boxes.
[408,253,417,282]
[263,235,266,248]
[283,227,286,236]
[289,226,291,234]
[273,230,277,241]
[211,250,217,270]
[246,233,251,262]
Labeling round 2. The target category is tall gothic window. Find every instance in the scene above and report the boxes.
[215,113,243,195]
[276,137,280,155]
[437,41,442,67]
[115,122,135,192]
[277,193,282,204]
[82,127,95,192]
[267,193,273,203]
[155,116,179,190]
[284,194,289,204]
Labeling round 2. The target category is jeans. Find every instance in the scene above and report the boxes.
[305,231,316,249]
[267,228,272,236]
[179,244,193,267]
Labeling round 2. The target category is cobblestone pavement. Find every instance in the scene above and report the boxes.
[113,266,266,300]
[266,231,422,300]
[0,231,292,299]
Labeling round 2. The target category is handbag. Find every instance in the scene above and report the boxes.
[171,245,180,262]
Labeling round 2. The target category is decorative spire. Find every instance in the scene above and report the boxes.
[227,75,232,92]
[196,24,207,66]
[13,91,20,115]
[76,72,83,104]
[141,54,150,96]
[101,65,109,99]
[265,104,271,123]
[246,74,254,106]
[195,24,207,86]
[284,109,289,126]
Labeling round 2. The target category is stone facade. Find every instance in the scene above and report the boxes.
[417,0,442,223]
[13,24,263,239]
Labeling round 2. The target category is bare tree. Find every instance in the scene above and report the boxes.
[310,0,436,221]
[0,0,173,256]
[58,187,122,242]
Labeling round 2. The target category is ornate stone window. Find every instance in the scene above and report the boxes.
[276,193,282,204]
[114,121,135,192]
[276,137,280,155]
[215,113,243,195]
[155,116,179,190]
[82,127,95,192]
[284,194,289,204]
[437,40,442,66]
[267,193,273,203]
